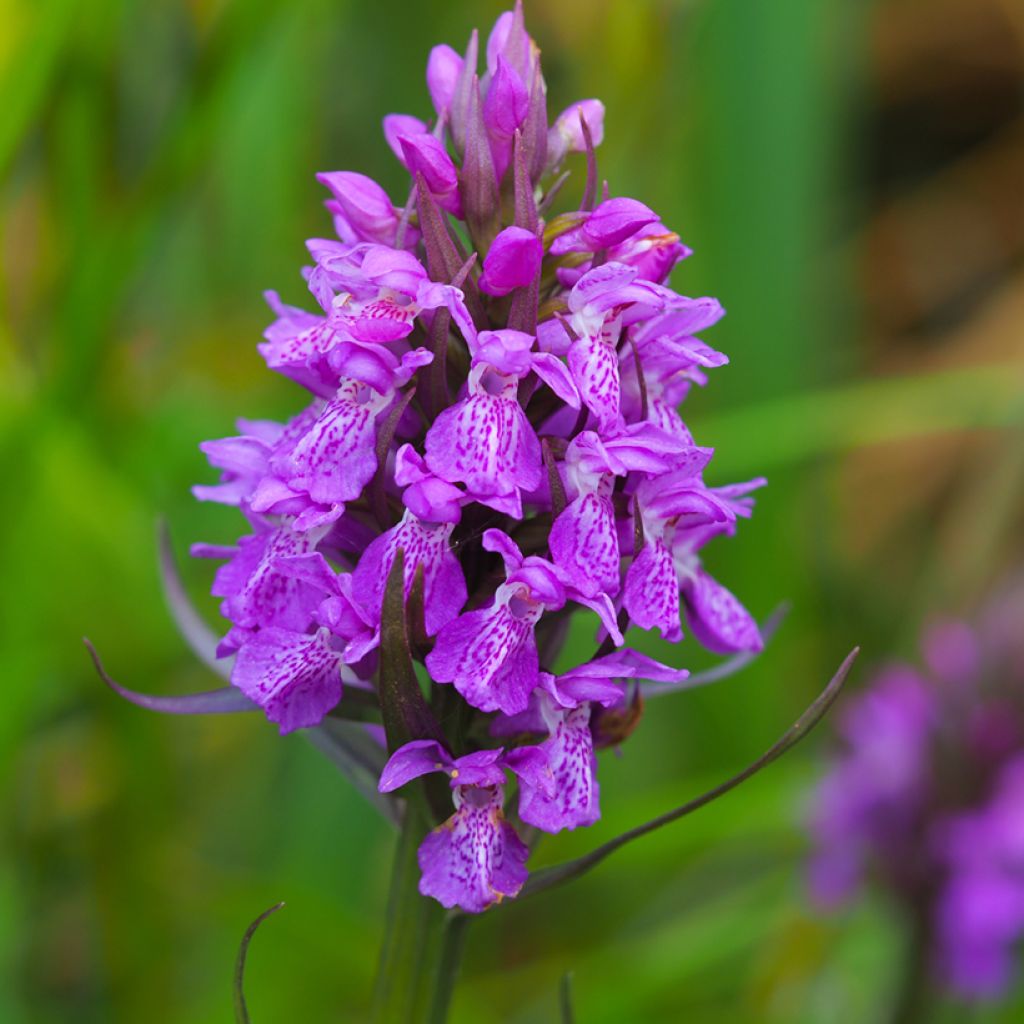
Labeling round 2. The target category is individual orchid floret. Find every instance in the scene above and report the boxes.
[501,649,689,832]
[274,550,378,663]
[378,740,531,913]
[477,225,543,296]
[674,519,765,655]
[192,520,330,639]
[551,261,678,431]
[549,197,659,257]
[231,626,345,735]
[485,1,536,85]
[423,329,576,516]
[304,242,475,346]
[399,133,463,217]
[351,509,467,636]
[610,221,692,284]
[550,423,687,597]
[546,99,605,168]
[426,529,622,716]
[622,452,734,642]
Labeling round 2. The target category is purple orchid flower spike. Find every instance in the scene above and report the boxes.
[167,1,808,961]
[378,740,531,913]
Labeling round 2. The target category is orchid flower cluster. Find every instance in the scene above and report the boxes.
[808,584,1024,1000]
[190,3,764,915]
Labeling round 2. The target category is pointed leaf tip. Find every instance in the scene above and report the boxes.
[84,637,256,715]
[234,902,285,1024]
[522,647,859,898]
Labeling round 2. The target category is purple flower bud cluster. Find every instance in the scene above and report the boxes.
[808,589,1024,999]
[193,3,763,913]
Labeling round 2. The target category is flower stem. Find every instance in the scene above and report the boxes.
[372,809,468,1024]
[888,905,932,1024]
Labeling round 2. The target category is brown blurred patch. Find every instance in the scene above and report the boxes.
[838,0,1024,592]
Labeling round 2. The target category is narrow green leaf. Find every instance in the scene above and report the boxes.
[522,647,859,898]
[234,902,285,1024]
[378,551,445,753]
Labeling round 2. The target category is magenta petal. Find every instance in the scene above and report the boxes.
[427,44,463,116]
[316,171,398,246]
[550,492,619,597]
[547,99,605,166]
[383,113,429,162]
[528,353,577,409]
[424,380,542,501]
[378,739,451,792]
[213,525,326,632]
[232,627,342,735]
[623,538,681,641]
[477,226,542,296]
[582,197,659,248]
[568,331,621,430]
[285,381,389,506]
[352,512,466,636]
[417,785,528,913]
[426,593,539,715]
[399,133,462,216]
[516,703,600,832]
[681,568,762,655]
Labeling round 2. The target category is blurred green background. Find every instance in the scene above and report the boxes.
[3,0,1023,1020]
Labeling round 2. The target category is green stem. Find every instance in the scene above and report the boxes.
[888,906,932,1024]
[372,810,468,1024]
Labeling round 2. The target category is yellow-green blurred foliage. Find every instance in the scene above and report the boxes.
[2,0,1022,1021]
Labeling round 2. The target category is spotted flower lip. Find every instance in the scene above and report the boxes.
[184,1,767,915]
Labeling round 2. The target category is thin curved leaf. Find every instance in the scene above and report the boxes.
[305,718,399,827]
[522,647,859,898]
[85,638,256,714]
[644,603,790,698]
[234,902,285,1024]
[158,520,232,680]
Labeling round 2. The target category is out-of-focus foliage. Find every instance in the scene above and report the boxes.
[1,0,1021,1021]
